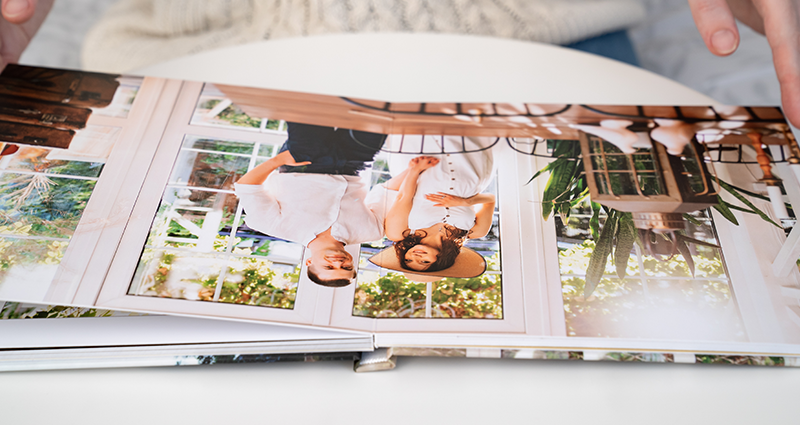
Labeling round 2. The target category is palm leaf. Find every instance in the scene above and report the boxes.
[716,178,793,210]
[675,236,696,278]
[542,158,578,220]
[676,233,720,249]
[712,197,739,225]
[718,180,781,228]
[526,156,568,185]
[614,212,636,279]
[682,213,704,227]
[589,201,601,241]
[585,210,618,298]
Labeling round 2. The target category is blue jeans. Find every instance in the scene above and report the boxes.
[565,30,639,67]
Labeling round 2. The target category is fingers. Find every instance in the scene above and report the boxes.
[2,0,37,24]
[753,0,800,127]
[688,0,740,56]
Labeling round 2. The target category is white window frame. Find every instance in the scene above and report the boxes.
[90,81,329,327]
[328,141,526,333]
[20,76,167,304]
[526,148,800,346]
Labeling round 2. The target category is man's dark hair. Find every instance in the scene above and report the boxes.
[307,268,356,288]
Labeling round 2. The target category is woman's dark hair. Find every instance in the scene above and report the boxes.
[393,226,469,272]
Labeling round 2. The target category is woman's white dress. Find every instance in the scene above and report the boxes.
[366,134,495,233]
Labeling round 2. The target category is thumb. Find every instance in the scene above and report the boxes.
[2,0,38,24]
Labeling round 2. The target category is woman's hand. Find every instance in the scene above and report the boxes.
[276,151,312,167]
[236,151,309,185]
[409,156,439,172]
[425,192,470,207]
[1,0,54,68]
[688,0,800,127]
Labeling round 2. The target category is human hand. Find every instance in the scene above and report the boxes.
[409,156,439,172]
[274,150,311,167]
[425,192,470,207]
[0,0,54,68]
[688,0,800,127]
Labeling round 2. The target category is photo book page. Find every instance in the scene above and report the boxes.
[2,64,800,359]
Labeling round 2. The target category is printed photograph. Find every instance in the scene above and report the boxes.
[2,64,800,353]
[517,104,797,342]
[0,65,142,300]
[128,84,305,309]
[353,135,503,319]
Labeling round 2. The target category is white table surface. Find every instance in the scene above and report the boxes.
[4,34,798,424]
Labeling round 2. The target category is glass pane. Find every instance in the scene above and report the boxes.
[183,137,255,155]
[637,174,662,196]
[218,258,298,308]
[631,152,656,171]
[590,155,605,170]
[146,189,238,251]
[602,140,623,154]
[0,237,67,290]
[168,149,250,190]
[193,99,261,130]
[0,173,96,238]
[604,154,630,171]
[190,83,284,132]
[129,249,220,301]
[641,242,727,279]
[353,269,428,318]
[555,206,743,341]
[594,172,609,195]
[231,231,304,261]
[608,172,637,195]
[431,274,502,318]
[257,144,275,157]
[92,76,142,118]
[562,276,644,337]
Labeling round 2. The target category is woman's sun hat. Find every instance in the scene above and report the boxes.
[368,246,486,279]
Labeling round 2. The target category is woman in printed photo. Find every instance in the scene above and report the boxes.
[366,135,495,279]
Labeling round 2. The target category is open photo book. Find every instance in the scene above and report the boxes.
[2,64,800,371]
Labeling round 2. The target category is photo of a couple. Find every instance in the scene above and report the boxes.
[234,123,497,288]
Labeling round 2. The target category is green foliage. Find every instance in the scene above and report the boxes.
[530,139,781,298]
[558,233,740,339]
[532,140,584,221]
[614,212,636,279]
[199,99,282,130]
[216,260,298,308]
[142,250,297,309]
[585,209,617,298]
[353,253,502,319]
[695,355,784,366]
[201,99,261,128]
[0,174,98,238]
[354,274,428,318]
[717,179,781,227]
[0,224,68,282]
[0,302,142,319]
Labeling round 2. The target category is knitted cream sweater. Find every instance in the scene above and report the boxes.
[82,0,645,73]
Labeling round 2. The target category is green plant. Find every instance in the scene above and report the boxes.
[530,139,786,297]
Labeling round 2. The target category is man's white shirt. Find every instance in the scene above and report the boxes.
[234,172,383,246]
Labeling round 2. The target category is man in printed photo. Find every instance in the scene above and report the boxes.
[235,122,387,288]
